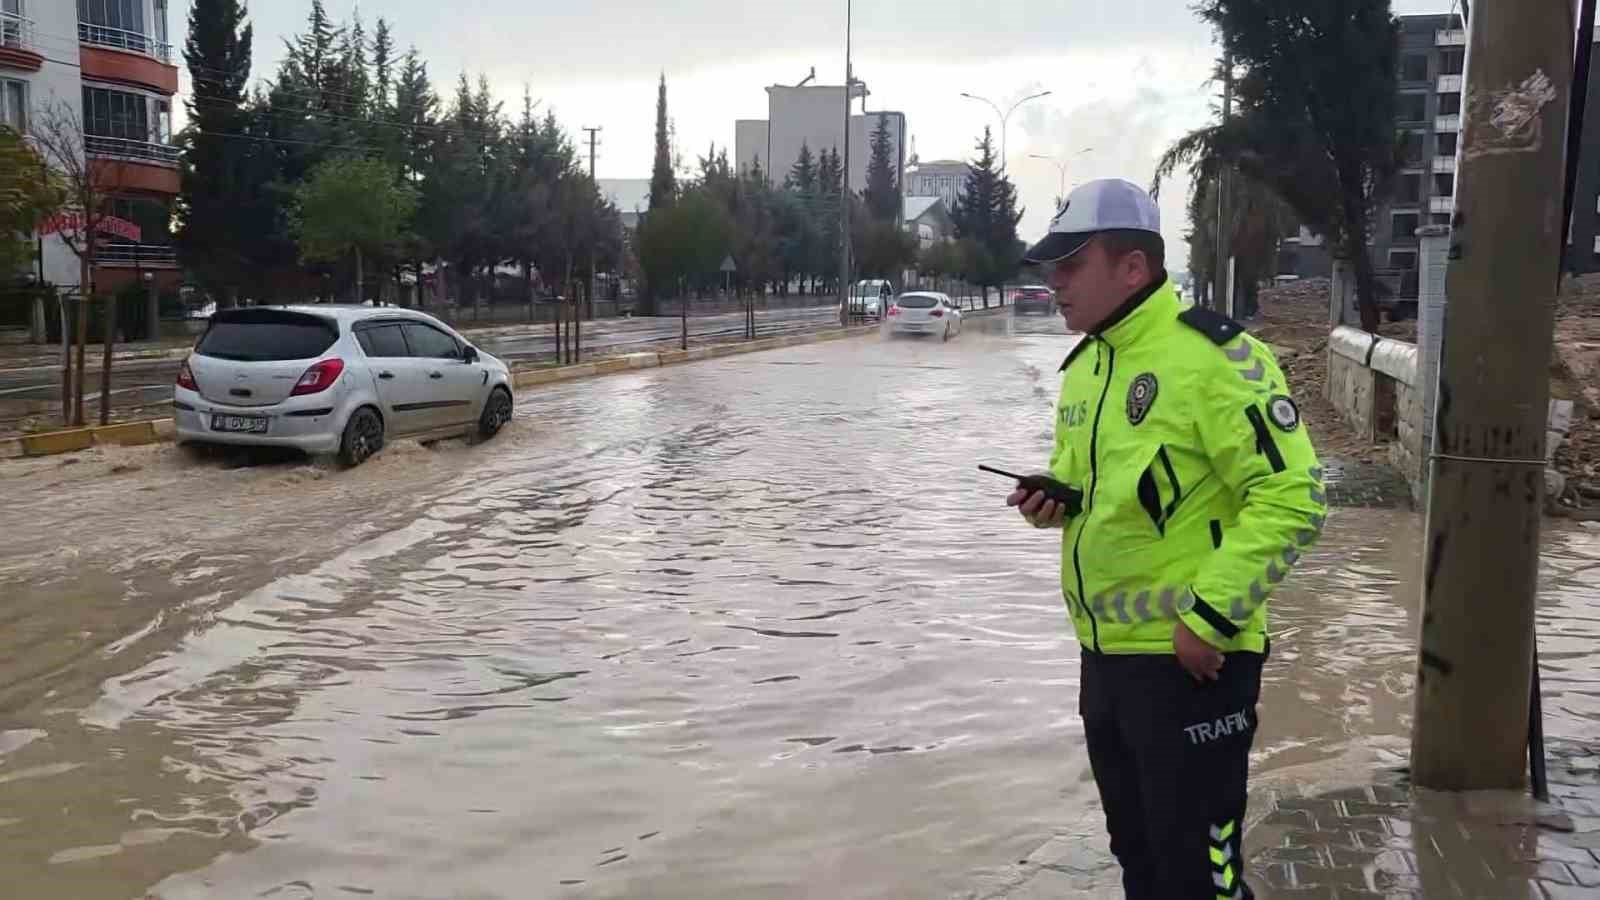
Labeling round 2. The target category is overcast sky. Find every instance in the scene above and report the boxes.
[173,0,1459,273]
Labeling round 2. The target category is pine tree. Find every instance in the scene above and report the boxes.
[786,142,816,195]
[177,0,255,294]
[863,112,898,223]
[649,73,676,211]
[371,18,394,117]
[952,128,1022,305]
[342,12,368,118]
[391,48,437,183]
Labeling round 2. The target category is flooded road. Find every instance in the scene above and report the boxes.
[3,315,1599,899]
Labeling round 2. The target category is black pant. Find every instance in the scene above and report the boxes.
[1080,646,1265,899]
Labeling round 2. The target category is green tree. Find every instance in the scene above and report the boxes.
[371,18,394,115]
[863,112,898,223]
[0,127,63,279]
[1154,2,1399,331]
[291,156,419,302]
[176,0,254,298]
[649,73,676,212]
[952,127,1023,305]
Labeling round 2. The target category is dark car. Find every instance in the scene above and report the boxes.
[1012,285,1055,315]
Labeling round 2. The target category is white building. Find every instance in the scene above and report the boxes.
[904,160,971,214]
[734,82,906,209]
[4,0,181,294]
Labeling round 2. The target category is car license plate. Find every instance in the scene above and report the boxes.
[211,413,268,434]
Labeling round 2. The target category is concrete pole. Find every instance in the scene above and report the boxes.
[1212,53,1233,314]
[837,0,853,328]
[1410,0,1572,791]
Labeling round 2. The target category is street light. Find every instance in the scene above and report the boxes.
[1030,146,1094,207]
[961,90,1052,172]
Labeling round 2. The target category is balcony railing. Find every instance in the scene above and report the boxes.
[1436,114,1462,132]
[1436,29,1466,47]
[84,134,180,166]
[78,22,171,63]
[1,10,35,51]
[96,243,177,266]
[1430,196,1455,215]
[1437,75,1463,93]
[1433,155,1456,173]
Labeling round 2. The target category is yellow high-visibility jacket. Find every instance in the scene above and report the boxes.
[1049,275,1327,654]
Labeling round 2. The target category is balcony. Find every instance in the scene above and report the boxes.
[1438,75,1463,93]
[1436,29,1466,47]
[96,243,178,267]
[1436,114,1462,132]
[78,22,171,63]
[84,134,180,166]
[0,11,42,72]
[1430,196,1455,215]
[1433,155,1456,173]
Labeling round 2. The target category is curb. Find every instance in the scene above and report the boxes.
[5,324,877,461]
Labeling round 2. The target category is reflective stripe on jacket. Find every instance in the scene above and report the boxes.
[1050,275,1327,654]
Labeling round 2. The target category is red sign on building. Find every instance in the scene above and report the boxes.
[38,212,143,243]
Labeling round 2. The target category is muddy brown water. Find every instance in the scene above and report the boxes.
[2,317,1598,899]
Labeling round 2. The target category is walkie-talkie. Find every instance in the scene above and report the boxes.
[979,465,1084,517]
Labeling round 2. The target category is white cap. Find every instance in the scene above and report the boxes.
[1022,178,1162,264]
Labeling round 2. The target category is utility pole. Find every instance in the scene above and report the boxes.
[582,125,601,329]
[1212,53,1232,316]
[838,0,853,327]
[1410,0,1572,791]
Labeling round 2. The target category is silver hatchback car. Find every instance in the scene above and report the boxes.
[174,306,514,466]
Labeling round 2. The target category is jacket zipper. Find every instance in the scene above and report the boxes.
[1073,338,1115,652]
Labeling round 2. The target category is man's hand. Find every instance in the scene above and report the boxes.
[1006,481,1068,528]
[1174,620,1224,682]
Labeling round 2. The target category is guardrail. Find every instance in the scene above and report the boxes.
[1,11,35,50]
[78,22,171,62]
[83,134,180,166]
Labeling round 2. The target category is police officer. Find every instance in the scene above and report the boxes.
[1004,179,1326,899]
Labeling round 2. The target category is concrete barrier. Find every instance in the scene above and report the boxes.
[5,325,878,461]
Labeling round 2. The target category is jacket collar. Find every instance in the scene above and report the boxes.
[1058,271,1175,372]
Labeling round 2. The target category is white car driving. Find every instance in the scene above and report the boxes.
[885,292,963,340]
[174,306,515,466]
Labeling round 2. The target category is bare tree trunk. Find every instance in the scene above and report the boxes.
[74,257,90,426]
[99,286,116,426]
[59,292,72,427]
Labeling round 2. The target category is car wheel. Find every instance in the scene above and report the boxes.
[478,387,513,440]
[339,407,384,468]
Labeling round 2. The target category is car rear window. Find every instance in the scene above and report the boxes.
[897,294,939,308]
[196,310,339,362]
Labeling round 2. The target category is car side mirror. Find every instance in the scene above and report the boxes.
[463,346,479,364]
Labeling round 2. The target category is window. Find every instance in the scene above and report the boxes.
[1397,93,1427,123]
[1,0,22,47]
[82,86,149,141]
[0,78,23,132]
[1399,130,1425,165]
[1430,213,1452,226]
[1393,212,1420,241]
[1437,133,1458,157]
[1440,49,1465,76]
[197,311,339,362]
[356,324,409,358]
[156,98,170,143]
[402,323,460,359]
[152,0,166,45]
[1438,92,1462,116]
[78,0,144,35]
[105,195,170,244]
[1396,173,1421,204]
[1402,53,1428,82]
[1390,250,1418,270]
[1432,173,1455,198]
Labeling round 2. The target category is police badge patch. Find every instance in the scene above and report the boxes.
[1268,395,1301,432]
[1126,373,1158,425]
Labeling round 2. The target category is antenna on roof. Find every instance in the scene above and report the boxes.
[797,66,816,87]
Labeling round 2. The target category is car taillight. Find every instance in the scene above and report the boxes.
[887,305,899,316]
[929,308,943,318]
[176,359,197,391]
[290,358,345,396]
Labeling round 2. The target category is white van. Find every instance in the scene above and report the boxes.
[848,280,894,319]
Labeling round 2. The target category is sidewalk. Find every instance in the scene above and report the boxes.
[990,738,1600,899]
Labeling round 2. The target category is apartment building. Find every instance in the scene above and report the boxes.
[3,0,180,293]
